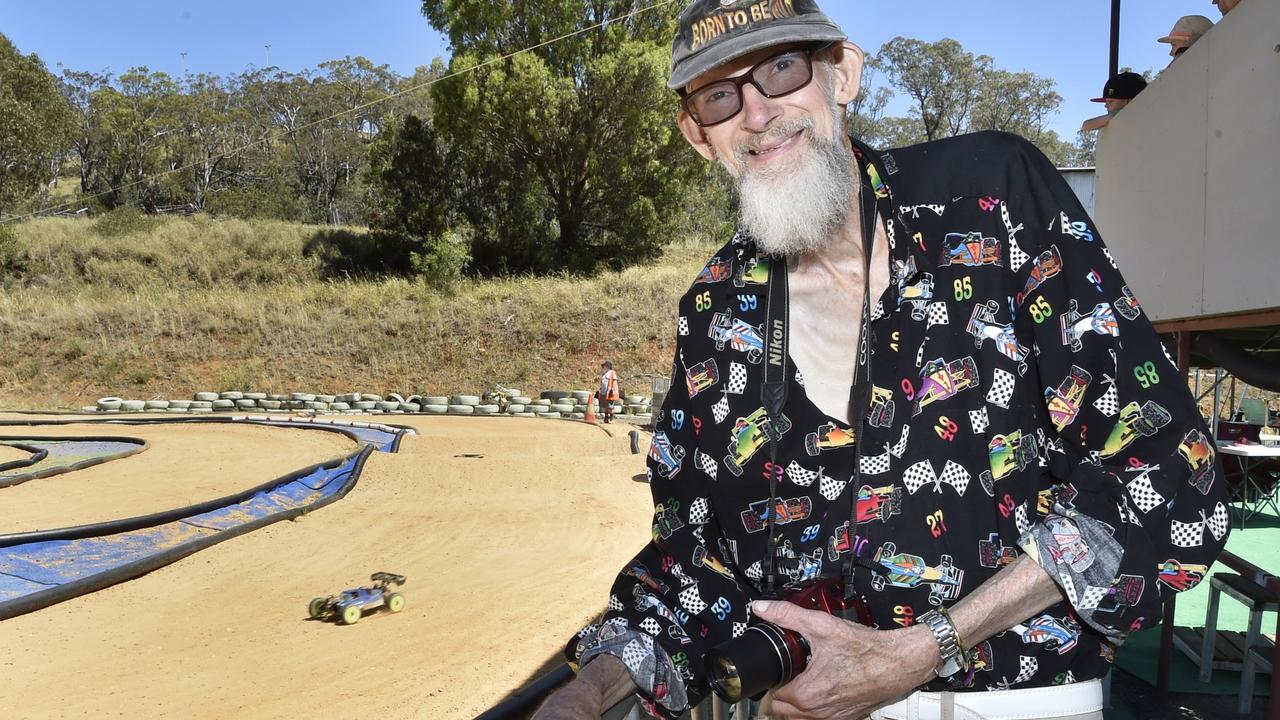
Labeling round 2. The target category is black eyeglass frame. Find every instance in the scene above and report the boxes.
[679,42,835,128]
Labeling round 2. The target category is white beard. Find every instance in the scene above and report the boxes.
[726,115,856,257]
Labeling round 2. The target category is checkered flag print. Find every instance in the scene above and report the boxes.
[926,302,950,328]
[1126,467,1165,513]
[621,638,651,675]
[688,497,710,525]
[693,525,705,544]
[1001,202,1030,271]
[733,621,748,638]
[914,339,928,369]
[986,369,1017,409]
[1014,503,1031,534]
[969,407,990,435]
[677,315,689,336]
[678,584,706,615]
[1058,574,1078,605]
[1207,503,1230,541]
[860,450,891,475]
[745,561,762,580]
[639,617,662,636]
[695,450,718,480]
[819,472,847,501]
[608,594,623,611]
[727,363,749,395]
[1014,655,1039,685]
[1093,376,1120,417]
[1117,497,1145,527]
[712,392,731,424]
[787,460,819,487]
[939,460,971,496]
[794,367,805,387]
[902,460,937,495]
[1078,585,1109,612]
[870,300,887,322]
[1171,518,1205,548]
[890,425,911,458]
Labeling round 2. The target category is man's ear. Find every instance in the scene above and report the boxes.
[825,41,866,105]
[678,108,717,162]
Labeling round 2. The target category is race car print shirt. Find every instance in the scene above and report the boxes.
[566,131,1230,719]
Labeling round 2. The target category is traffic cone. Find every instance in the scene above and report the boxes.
[584,392,598,424]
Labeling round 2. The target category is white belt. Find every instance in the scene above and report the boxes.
[868,679,1103,720]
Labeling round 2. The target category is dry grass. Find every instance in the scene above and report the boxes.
[0,217,716,408]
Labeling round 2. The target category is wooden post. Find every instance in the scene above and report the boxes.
[1157,331,1194,701]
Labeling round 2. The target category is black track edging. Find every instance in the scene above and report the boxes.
[0,436,148,489]
[0,444,375,622]
[0,443,50,473]
[473,664,574,720]
[0,444,365,547]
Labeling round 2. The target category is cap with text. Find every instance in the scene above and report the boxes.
[668,0,847,91]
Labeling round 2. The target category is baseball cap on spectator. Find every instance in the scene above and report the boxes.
[668,0,847,91]
[1157,15,1214,44]
[1090,72,1148,102]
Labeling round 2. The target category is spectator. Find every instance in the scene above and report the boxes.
[598,361,620,423]
[1212,0,1240,17]
[1081,72,1147,133]
[1158,15,1214,62]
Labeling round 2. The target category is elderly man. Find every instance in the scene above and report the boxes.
[538,2,1229,719]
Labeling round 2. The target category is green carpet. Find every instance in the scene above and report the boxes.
[1111,505,1278,698]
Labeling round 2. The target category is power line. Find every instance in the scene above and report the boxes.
[4,0,679,225]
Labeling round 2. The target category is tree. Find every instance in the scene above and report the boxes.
[421,0,701,275]
[874,37,991,142]
[0,33,74,217]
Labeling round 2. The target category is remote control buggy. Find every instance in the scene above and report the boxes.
[308,572,406,625]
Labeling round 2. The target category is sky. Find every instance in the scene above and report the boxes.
[3,0,1223,143]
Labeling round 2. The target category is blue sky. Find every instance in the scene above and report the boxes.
[4,0,1220,142]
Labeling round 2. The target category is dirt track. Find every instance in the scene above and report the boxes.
[0,415,652,719]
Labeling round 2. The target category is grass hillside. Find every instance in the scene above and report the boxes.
[0,216,718,409]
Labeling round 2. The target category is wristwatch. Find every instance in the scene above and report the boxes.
[919,607,969,679]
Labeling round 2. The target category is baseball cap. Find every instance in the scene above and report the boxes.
[668,0,847,91]
[1090,72,1148,102]
[1157,15,1214,44]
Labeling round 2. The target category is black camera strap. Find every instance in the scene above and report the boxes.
[761,257,789,596]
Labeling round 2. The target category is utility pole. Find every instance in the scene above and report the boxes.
[264,44,272,67]
[180,52,188,75]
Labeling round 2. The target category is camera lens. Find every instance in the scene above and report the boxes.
[705,623,810,703]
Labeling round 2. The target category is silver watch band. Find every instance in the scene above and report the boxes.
[919,607,968,678]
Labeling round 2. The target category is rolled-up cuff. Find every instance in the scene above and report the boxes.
[1018,507,1127,641]
[578,625,690,718]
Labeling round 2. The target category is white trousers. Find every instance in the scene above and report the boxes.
[867,679,1105,720]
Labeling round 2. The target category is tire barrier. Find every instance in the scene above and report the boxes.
[0,416,413,621]
[72,388,655,425]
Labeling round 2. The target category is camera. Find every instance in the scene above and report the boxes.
[704,577,871,703]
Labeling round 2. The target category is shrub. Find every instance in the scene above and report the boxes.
[0,222,27,275]
[92,206,159,238]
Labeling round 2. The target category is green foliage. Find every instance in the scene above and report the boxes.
[411,227,472,287]
[863,37,1082,164]
[0,33,75,217]
[0,222,27,274]
[92,205,159,237]
[422,0,701,276]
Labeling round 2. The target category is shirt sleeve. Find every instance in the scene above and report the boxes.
[1002,135,1231,640]
[565,293,752,719]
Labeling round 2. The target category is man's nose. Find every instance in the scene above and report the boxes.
[739,82,783,132]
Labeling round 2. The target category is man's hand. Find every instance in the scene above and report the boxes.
[752,600,936,720]
[533,654,636,720]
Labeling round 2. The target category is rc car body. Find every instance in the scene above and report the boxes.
[309,572,406,625]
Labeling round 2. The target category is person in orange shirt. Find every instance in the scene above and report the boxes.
[599,361,621,423]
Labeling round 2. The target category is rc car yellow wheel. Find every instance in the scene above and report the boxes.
[387,593,405,613]
[308,598,328,619]
[340,604,362,625]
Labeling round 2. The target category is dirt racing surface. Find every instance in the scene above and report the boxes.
[0,414,652,719]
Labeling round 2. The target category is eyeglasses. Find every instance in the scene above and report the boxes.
[681,44,829,128]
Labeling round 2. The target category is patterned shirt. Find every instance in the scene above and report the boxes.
[566,131,1230,719]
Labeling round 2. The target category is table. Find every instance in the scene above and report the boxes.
[1218,443,1280,527]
